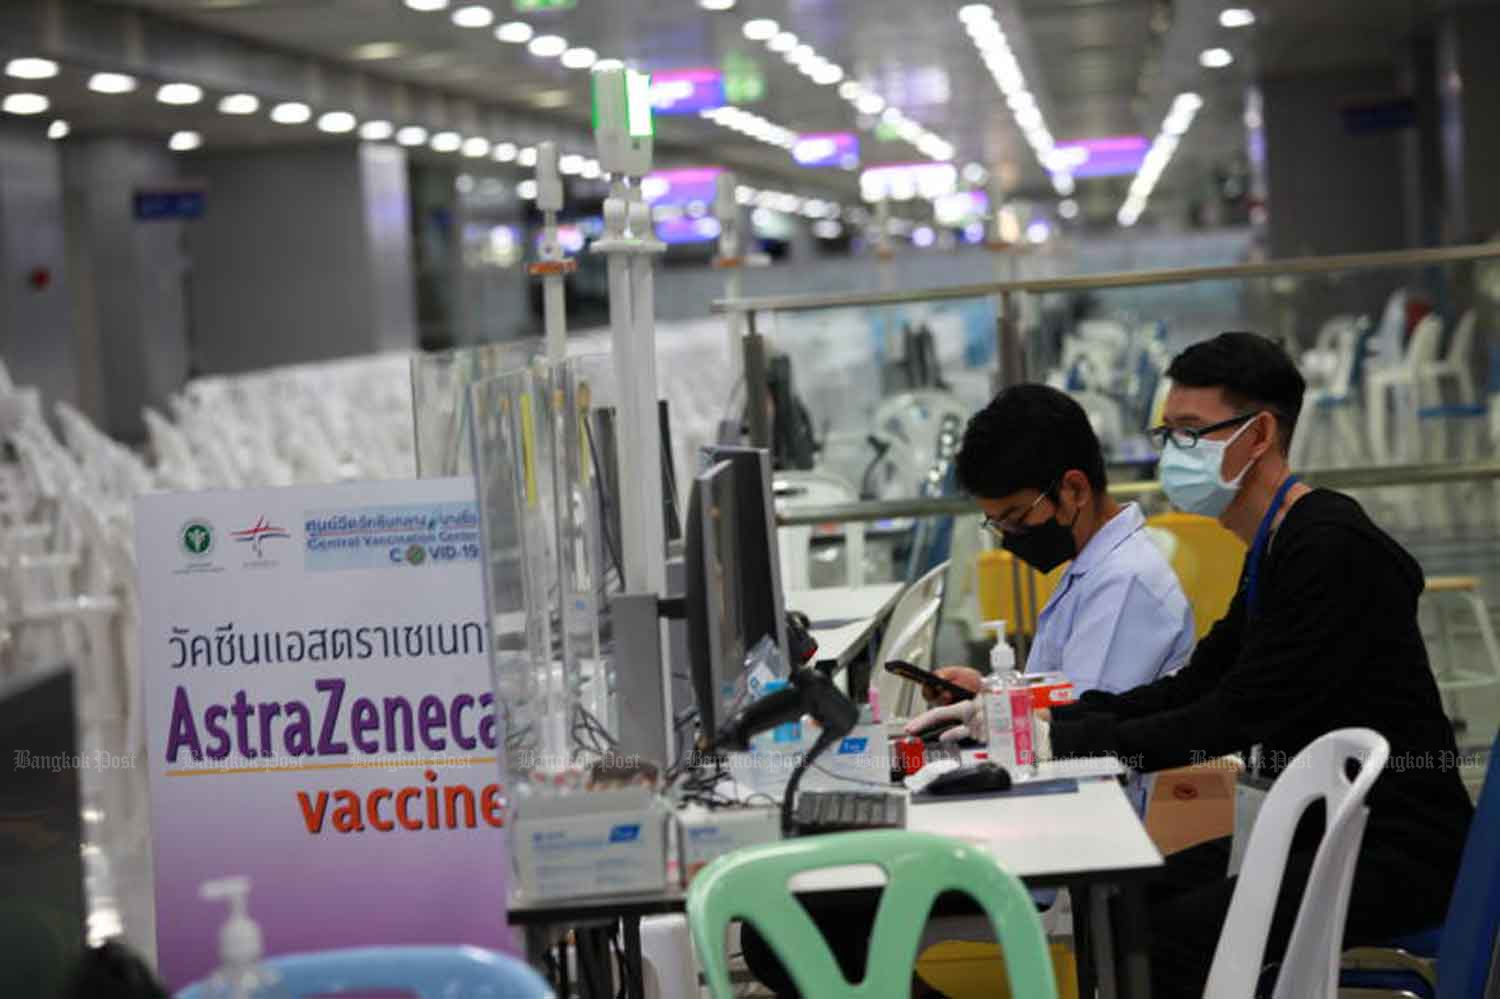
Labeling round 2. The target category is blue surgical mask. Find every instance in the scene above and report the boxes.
[1159,418,1259,518]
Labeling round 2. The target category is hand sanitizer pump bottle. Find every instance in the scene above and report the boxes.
[199,877,291,999]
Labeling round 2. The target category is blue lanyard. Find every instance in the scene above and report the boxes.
[1246,475,1300,617]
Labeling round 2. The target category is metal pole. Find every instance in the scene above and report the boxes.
[744,312,771,449]
[999,289,1027,388]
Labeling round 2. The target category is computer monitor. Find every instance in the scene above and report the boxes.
[0,669,85,998]
[684,446,789,739]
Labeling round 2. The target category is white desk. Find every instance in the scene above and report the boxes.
[785,582,905,670]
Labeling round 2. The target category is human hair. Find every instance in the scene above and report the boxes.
[955,384,1107,501]
[1166,332,1306,453]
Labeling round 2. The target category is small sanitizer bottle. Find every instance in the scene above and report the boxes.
[199,877,292,999]
[982,621,1036,773]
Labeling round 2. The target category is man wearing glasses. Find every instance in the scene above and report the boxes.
[921,382,1195,705]
[918,333,1472,997]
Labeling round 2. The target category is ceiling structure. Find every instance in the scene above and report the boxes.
[8,0,1438,227]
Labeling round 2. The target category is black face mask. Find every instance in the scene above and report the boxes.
[1001,506,1078,573]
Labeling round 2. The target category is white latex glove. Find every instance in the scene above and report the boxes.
[904,699,986,744]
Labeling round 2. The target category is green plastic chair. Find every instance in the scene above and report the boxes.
[686,829,1058,998]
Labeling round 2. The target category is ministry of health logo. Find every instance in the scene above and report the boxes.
[179,520,214,558]
[231,516,291,558]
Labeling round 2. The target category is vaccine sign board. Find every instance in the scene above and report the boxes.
[136,478,510,989]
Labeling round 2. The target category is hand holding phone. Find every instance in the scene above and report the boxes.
[883,660,978,703]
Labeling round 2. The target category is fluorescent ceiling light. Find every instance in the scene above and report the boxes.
[1,93,48,115]
[561,47,597,69]
[317,111,357,133]
[528,34,567,58]
[838,81,862,101]
[559,153,585,174]
[1199,47,1233,68]
[856,93,885,115]
[698,0,736,9]
[451,5,493,28]
[404,0,448,10]
[270,102,311,124]
[5,58,58,81]
[492,141,518,162]
[396,125,429,146]
[742,18,779,41]
[1219,7,1256,28]
[168,130,202,152]
[1058,198,1079,219]
[580,159,601,178]
[430,131,462,153]
[517,179,538,199]
[462,136,491,157]
[218,93,259,115]
[88,72,137,94]
[495,21,533,43]
[768,32,798,52]
[786,44,815,66]
[359,120,394,140]
[958,4,994,24]
[813,64,844,85]
[518,146,538,166]
[47,119,68,140]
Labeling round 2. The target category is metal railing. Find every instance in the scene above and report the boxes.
[714,241,1500,315]
[776,459,1500,527]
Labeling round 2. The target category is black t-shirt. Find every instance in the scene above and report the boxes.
[1052,489,1473,876]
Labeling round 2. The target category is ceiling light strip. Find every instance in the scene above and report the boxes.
[1117,92,1202,226]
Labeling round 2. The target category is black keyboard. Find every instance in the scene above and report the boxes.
[793,790,907,834]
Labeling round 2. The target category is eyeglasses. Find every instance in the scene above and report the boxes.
[981,484,1055,538]
[1149,412,1259,451]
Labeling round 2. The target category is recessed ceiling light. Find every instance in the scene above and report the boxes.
[493,141,518,162]
[47,119,68,140]
[269,101,312,124]
[359,120,394,140]
[561,47,597,70]
[404,0,449,10]
[451,5,494,28]
[1058,198,1079,219]
[350,42,406,60]
[88,72,137,95]
[530,89,570,108]
[317,111,357,133]
[396,125,429,146]
[856,93,885,115]
[812,64,844,85]
[742,18,779,41]
[768,32,798,53]
[1199,47,1233,68]
[168,130,202,152]
[559,153,585,174]
[462,136,491,157]
[495,21,533,43]
[2,93,49,115]
[518,146,538,166]
[157,83,204,106]
[528,34,567,58]
[785,44,815,66]
[430,131,462,153]
[838,81,862,101]
[1219,7,1256,28]
[218,93,260,115]
[5,58,58,80]
[580,159,601,178]
[517,179,538,199]
[698,0,736,9]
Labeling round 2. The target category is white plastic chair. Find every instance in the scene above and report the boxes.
[1294,318,1373,471]
[871,560,949,719]
[640,914,696,999]
[774,470,866,590]
[866,390,970,500]
[1205,727,1390,999]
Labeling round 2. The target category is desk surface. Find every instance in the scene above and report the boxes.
[789,776,1162,891]
[510,773,1162,921]
[787,582,905,669]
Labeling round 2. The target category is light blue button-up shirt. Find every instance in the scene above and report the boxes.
[1027,502,1195,695]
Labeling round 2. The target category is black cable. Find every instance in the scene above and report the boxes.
[582,416,625,581]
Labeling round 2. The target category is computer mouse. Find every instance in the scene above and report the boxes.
[923,762,1012,796]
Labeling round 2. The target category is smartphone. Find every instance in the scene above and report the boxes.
[883,660,977,702]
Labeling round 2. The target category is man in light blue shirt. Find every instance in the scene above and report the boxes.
[925,384,1195,702]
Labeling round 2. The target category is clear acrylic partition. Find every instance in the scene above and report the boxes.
[468,355,621,800]
[411,339,540,478]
